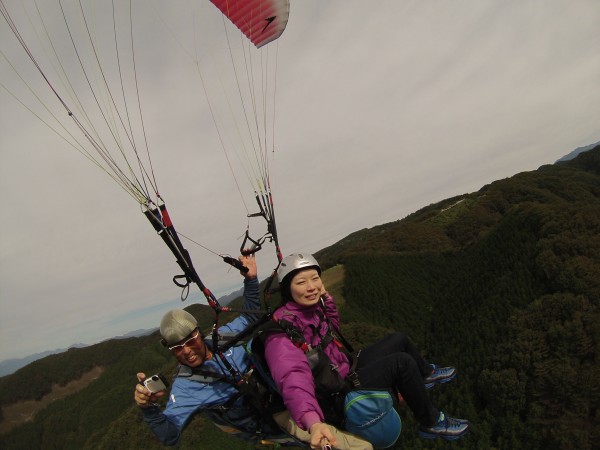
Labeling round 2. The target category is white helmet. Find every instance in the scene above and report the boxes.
[277,253,321,284]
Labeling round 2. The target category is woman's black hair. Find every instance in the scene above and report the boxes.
[279,277,292,303]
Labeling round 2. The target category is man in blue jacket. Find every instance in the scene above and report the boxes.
[133,254,290,445]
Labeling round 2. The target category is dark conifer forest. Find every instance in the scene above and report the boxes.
[1,147,598,449]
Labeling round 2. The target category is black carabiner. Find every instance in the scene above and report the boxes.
[240,229,263,256]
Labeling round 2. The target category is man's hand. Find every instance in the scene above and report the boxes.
[239,253,257,279]
[134,372,165,408]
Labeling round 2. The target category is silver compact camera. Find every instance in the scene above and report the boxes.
[143,373,169,393]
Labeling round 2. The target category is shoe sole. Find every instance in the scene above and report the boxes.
[418,424,469,441]
[424,372,457,389]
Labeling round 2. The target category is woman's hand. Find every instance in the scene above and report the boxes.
[320,284,329,299]
[309,422,337,449]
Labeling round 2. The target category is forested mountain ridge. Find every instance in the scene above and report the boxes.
[316,145,600,267]
[0,146,598,449]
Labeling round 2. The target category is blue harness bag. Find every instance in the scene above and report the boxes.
[344,389,402,448]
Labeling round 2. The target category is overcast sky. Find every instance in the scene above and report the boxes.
[1,0,599,362]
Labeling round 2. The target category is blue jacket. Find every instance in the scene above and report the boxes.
[142,277,276,445]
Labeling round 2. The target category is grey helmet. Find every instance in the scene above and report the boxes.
[160,309,198,346]
[277,253,321,285]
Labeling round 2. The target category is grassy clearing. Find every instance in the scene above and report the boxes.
[0,366,104,435]
[322,264,345,305]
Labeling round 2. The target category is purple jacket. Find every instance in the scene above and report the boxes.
[264,294,350,431]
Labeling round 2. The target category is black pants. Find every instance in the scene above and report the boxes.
[355,332,439,426]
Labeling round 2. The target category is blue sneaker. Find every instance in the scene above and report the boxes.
[424,364,456,389]
[418,412,469,441]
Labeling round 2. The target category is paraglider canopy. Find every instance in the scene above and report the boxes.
[210,0,290,48]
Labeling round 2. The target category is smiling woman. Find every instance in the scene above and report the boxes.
[263,253,468,446]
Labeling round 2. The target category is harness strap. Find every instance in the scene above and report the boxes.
[273,302,362,389]
[176,358,280,416]
[176,364,230,383]
[346,351,361,388]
